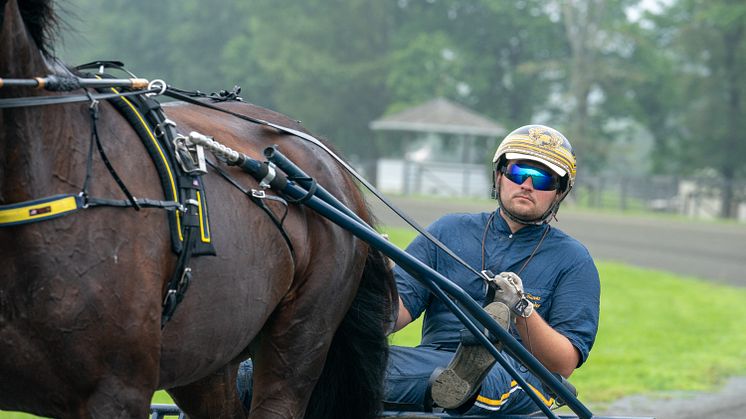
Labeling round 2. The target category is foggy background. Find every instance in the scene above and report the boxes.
[54,0,746,221]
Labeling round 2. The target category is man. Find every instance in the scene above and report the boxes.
[385,124,600,415]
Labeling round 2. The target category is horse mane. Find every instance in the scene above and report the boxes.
[16,0,59,56]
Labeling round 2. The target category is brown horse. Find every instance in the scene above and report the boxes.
[0,1,395,418]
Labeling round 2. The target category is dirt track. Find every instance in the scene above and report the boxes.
[368,196,746,287]
[368,195,746,419]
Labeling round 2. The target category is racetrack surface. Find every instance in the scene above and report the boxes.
[368,195,746,287]
[368,195,746,419]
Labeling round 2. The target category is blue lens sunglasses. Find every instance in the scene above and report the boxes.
[501,162,560,191]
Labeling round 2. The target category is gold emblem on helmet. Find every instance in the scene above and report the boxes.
[528,127,562,149]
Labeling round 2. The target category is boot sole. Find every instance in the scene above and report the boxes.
[430,302,510,409]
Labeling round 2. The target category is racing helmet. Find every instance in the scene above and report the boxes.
[492,124,577,224]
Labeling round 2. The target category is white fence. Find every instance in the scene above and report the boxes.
[374,159,746,222]
[377,158,491,198]
[570,175,746,222]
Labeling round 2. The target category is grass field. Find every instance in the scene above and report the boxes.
[3,227,745,418]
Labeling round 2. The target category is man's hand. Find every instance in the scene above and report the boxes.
[484,271,534,318]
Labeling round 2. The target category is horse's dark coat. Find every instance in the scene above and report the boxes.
[0,1,396,418]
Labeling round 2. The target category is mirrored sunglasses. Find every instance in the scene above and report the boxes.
[502,162,560,191]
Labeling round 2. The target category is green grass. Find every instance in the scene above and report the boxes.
[572,263,746,402]
[4,226,746,417]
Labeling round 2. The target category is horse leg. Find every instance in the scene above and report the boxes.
[248,267,361,419]
[167,364,247,419]
[82,376,155,419]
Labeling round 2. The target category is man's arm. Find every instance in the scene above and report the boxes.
[392,297,413,333]
[514,312,579,378]
[488,271,581,378]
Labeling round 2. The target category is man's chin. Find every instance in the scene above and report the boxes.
[506,207,540,220]
[507,201,541,220]
[508,200,535,213]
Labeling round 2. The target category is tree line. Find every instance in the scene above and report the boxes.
[58,0,745,218]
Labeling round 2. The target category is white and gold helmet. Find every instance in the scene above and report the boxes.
[492,125,577,224]
[493,124,576,192]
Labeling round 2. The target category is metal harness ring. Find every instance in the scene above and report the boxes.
[147,79,167,97]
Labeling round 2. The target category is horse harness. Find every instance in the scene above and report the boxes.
[0,61,297,327]
[1,61,519,328]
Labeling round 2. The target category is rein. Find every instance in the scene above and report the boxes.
[0,88,160,109]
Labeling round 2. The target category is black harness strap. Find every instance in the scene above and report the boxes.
[283,177,318,205]
[77,69,215,325]
[86,96,140,210]
[206,159,296,262]
[85,197,183,210]
[161,220,197,327]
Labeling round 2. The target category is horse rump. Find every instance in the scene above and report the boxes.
[305,244,397,419]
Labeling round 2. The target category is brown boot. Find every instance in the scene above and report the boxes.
[429,301,511,410]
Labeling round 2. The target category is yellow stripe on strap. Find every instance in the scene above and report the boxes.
[0,195,80,226]
[114,90,184,242]
[475,380,555,409]
[196,191,210,243]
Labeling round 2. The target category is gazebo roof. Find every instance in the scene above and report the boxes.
[370,97,505,137]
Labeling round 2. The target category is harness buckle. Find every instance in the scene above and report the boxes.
[155,118,176,138]
[77,191,90,209]
[251,189,266,199]
[173,134,208,175]
[179,267,192,291]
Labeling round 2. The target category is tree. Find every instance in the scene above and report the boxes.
[557,0,639,174]
[59,0,245,93]
[222,0,396,167]
[388,0,568,130]
[664,0,746,218]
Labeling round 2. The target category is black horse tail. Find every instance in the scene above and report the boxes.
[305,244,398,419]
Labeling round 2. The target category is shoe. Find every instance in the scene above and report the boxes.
[429,301,511,410]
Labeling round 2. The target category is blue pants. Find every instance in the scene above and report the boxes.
[236,346,555,415]
[236,361,253,411]
[385,345,555,415]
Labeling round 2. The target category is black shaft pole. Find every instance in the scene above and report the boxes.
[264,146,369,227]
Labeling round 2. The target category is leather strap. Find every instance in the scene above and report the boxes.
[0,88,158,109]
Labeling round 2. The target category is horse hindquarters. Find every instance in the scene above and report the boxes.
[247,242,395,419]
[243,216,360,419]
[305,248,396,419]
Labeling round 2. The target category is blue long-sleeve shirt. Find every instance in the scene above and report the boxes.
[395,211,600,366]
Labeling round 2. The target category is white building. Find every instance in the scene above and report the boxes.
[370,98,506,198]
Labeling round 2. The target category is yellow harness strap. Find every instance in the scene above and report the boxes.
[0,194,82,226]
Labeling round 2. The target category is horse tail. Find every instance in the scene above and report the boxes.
[305,243,398,419]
